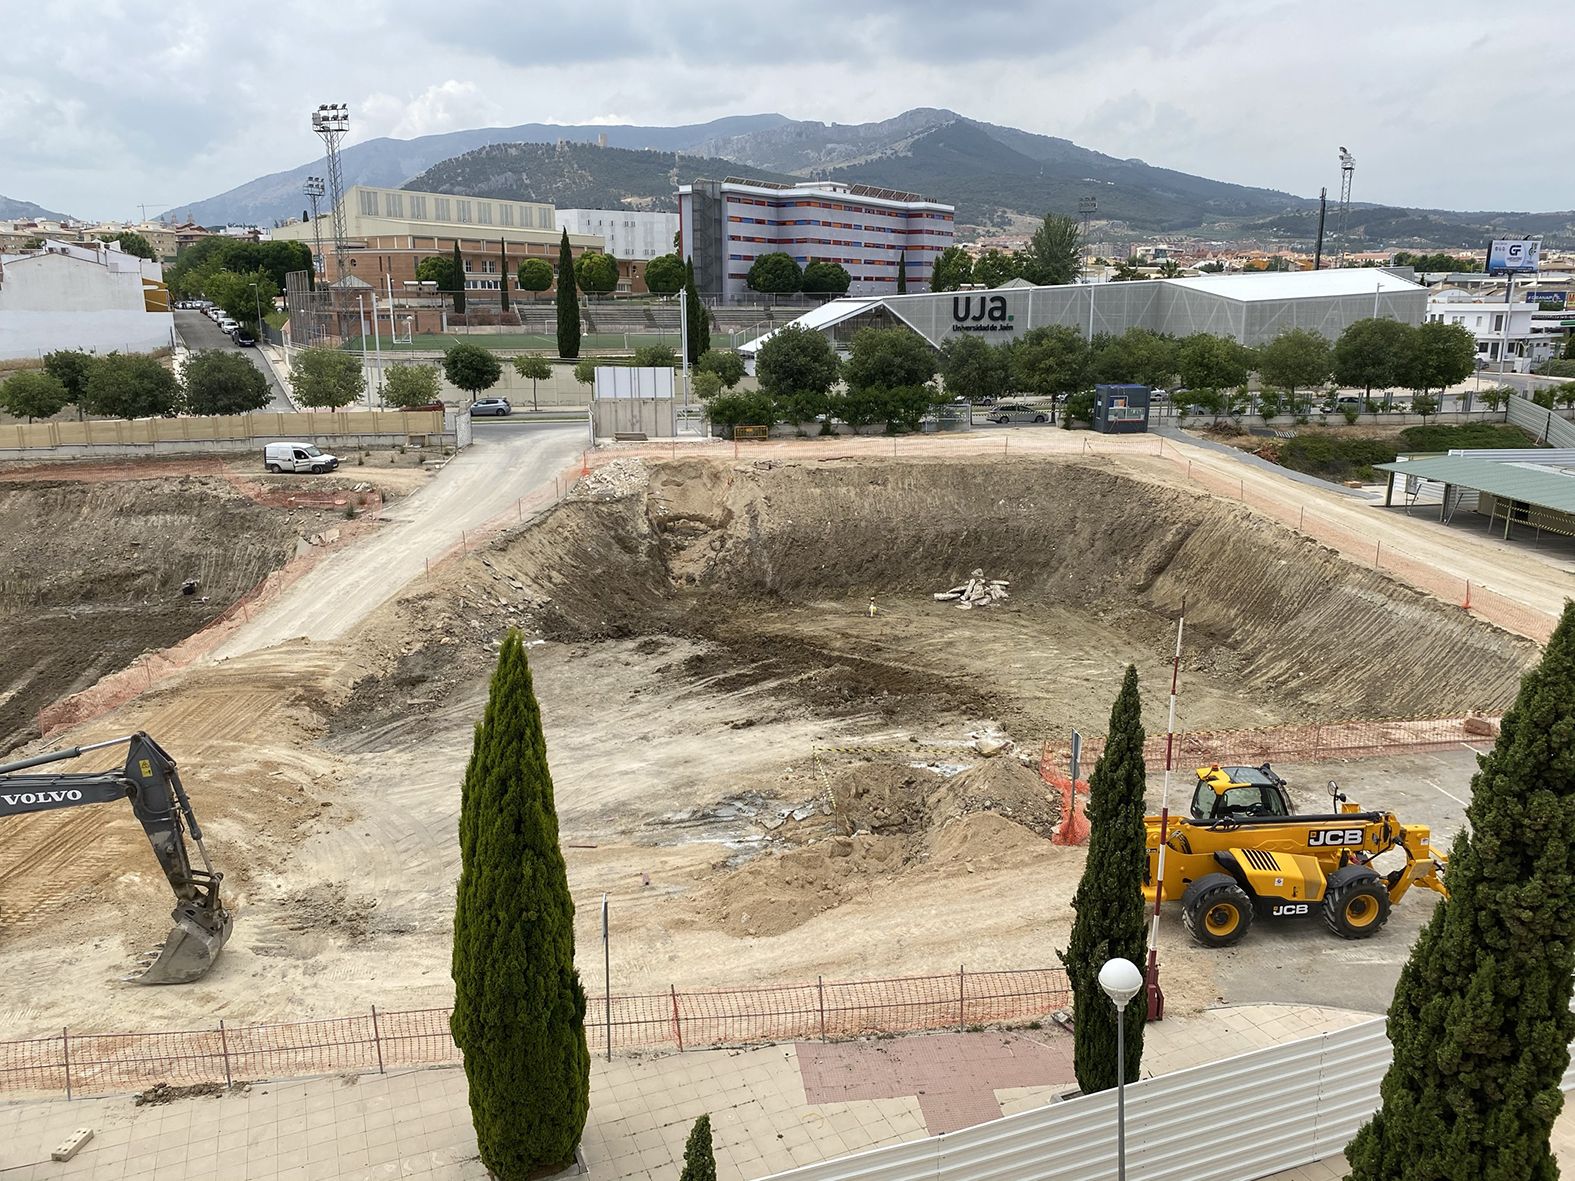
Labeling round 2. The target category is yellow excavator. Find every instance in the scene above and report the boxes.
[1144,764,1447,947]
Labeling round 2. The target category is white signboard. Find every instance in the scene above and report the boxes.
[592,366,675,401]
[1486,239,1541,275]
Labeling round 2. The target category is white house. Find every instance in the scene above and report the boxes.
[1426,289,1561,372]
[0,239,173,360]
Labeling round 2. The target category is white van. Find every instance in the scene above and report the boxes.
[264,441,340,474]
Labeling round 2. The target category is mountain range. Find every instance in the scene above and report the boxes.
[174,108,1574,247]
[0,194,73,222]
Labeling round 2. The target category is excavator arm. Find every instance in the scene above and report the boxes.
[0,732,232,984]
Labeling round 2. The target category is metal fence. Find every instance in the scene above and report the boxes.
[0,968,1069,1100]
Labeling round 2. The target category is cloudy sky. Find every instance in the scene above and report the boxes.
[3,0,1569,221]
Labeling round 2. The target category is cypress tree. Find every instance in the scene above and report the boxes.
[896,251,907,294]
[556,229,581,359]
[678,1114,717,1181]
[1346,601,1575,1181]
[1060,664,1149,1092]
[683,258,709,368]
[451,629,590,1177]
[498,239,510,312]
[451,241,466,315]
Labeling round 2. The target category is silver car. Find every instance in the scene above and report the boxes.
[469,397,512,417]
[986,402,1050,424]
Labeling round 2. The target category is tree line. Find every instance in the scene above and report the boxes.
[165,237,314,332]
[0,349,276,421]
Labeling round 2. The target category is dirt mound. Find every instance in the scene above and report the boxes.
[0,478,311,752]
[929,758,1061,840]
[828,762,943,834]
[707,834,914,938]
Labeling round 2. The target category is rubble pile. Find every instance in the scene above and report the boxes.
[934,569,1011,610]
[571,458,649,501]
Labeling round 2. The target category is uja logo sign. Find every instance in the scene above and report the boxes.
[950,295,1016,334]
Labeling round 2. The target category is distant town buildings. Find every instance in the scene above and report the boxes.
[0,239,173,360]
[679,177,955,300]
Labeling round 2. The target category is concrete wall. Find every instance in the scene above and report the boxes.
[591,398,675,437]
[0,251,175,359]
[0,409,451,458]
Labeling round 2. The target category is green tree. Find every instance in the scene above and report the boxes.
[631,344,676,368]
[452,630,590,1177]
[692,371,723,402]
[42,349,98,417]
[1412,392,1440,421]
[0,370,70,421]
[451,242,466,314]
[498,241,511,312]
[835,383,936,434]
[1157,258,1182,279]
[696,350,745,389]
[1178,333,1252,399]
[1094,328,1178,390]
[1346,602,1575,1181]
[705,391,776,434]
[755,324,840,400]
[1061,665,1148,1093]
[1399,321,1476,395]
[443,343,502,401]
[183,350,271,415]
[512,355,552,410]
[1257,328,1333,404]
[383,363,443,409]
[516,257,553,300]
[678,1115,716,1181]
[81,354,180,419]
[98,230,157,260]
[930,246,974,292]
[938,335,1011,404]
[896,252,907,294]
[747,252,802,294]
[1112,259,1145,282]
[1198,260,1225,273]
[802,260,852,295]
[556,231,581,359]
[643,253,685,295]
[1010,325,1089,400]
[572,357,596,388]
[202,267,276,330]
[1333,318,1413,397]
[972,249,1020,288]
[574,251,619,296]
[1477,386,1510,413]
[417,254,459,293]
[684,259,710,368]
[844,327,938,393]
[288,347,364,409]
[1392,251,1483,274]
[1018,213,1082,287]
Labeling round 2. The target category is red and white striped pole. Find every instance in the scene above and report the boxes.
[1145,603,1185,1021]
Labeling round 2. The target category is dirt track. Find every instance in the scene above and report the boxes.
[0,440,1548,1036]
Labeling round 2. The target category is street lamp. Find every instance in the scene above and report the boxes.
[1099,957,1144,1181]
[248,282,262,340]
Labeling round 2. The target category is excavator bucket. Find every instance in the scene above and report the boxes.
[127,907,234,985]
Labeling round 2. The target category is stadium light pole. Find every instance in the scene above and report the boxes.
[1100,957,1144,1181]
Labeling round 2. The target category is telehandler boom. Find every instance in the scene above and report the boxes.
[0,732,231,983]
[1144,764,1447,947]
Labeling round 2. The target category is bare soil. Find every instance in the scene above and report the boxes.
[0,449,1540,1036]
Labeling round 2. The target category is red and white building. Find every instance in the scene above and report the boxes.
[678,177,954,300]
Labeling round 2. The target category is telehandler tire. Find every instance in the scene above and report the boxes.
[1323,874,1391,939]
[1183,873,1254,948]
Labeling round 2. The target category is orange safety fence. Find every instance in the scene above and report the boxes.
[1041,715,1498,784]
[0,968,1070,1101]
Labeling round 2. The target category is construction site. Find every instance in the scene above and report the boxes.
[0,427,1561,1046]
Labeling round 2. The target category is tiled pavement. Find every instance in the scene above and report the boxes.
[0,1003,1502,1181]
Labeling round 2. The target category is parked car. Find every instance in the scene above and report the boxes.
[986,403,1050,424]
[404,400,447,413]
[263,441,339,474]
[232,328,256,347]
[469,397,512,417]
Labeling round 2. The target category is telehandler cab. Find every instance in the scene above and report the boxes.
[1144,764,1447,948]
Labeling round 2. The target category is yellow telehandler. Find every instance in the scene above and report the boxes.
[1143,764,1448,947]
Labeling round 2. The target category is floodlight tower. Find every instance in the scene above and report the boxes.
[303,176,327,280]
[1336,147,1356,268]
[1078,195,1097,264]
[311,103,351,283]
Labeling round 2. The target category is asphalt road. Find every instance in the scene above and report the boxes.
[211,423,586,659]
[173,309,292,411]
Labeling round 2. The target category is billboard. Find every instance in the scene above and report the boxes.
[1526,291,1567,310]
[1485,238,1541,275]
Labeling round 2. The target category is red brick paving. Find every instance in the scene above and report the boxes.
[796,1030,1076,1134]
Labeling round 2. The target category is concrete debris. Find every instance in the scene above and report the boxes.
[973,736,1011,758]
[934,568,1011,609]
[1463,712,1500,737]
[572,458,648,501]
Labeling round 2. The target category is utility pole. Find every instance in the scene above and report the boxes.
[1313,188,1328,270]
